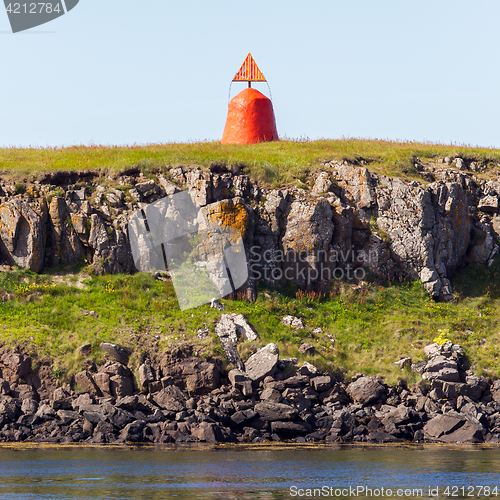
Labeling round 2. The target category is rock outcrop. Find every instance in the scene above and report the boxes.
[0,161,497,300]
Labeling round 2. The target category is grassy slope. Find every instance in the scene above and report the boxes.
[1,139,500,185]
[0,259,498,387]
[0,139,499,386]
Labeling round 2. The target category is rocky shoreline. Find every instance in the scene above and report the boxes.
[0,335,499,446]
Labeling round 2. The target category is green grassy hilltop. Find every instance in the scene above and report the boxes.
[0,139,499,386]
[1,138,500,185]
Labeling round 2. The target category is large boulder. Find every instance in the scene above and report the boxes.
[161,356,221,395]
[424,413,483,443]
[152,386,188,412]
[119,420,146,443]
[254,401,298,421]
[346,376,386,406]
[244,343,279,382]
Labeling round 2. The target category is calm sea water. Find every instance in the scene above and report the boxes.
[0,444,499,500]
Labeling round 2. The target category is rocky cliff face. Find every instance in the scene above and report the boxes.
[0,158,498,300]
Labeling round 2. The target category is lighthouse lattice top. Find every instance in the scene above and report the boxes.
[233,53,266,82]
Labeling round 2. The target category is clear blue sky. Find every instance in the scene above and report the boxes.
[1,0,499,148]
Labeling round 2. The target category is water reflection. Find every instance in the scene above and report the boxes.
[0,444,498,499]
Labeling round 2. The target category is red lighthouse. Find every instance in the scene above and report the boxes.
[221,54,278,145]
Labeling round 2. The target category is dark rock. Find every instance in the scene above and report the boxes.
[439,421,484,443]
[101,362,132,378]
[191,422,236,443]
[115,395,139,411]
[51,397,73,411]
[366,431,402,443]
[319,384,350,405]
[120,421,146,442]
[311,376,333,393]
[254,401,298,421]
[260,388,282,403]
[104,404,135,428]
[306,430,326,441]
[56,410,79,425]
[0,379,10,395]
[298,362,320,376]
[283,375,310,388]
[93,372,112,397]
[72,393,95,410]
[21,398,38,415]
[94,421,116,436]
[82,410,105,426]
[228,369,253,396]
[51,387,70,402]
[0,398,20,422]
[109,375,134,398]
[152,386,188,412]
[14,384,39,401]
[230,410,257,427]
[423,367,460,383]
[271,421,311,437]
[35,403,55,421]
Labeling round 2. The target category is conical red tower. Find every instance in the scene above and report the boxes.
[221,54,278,145]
